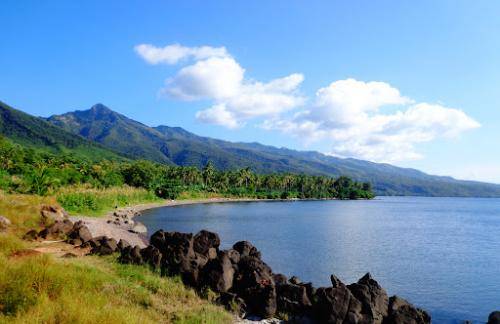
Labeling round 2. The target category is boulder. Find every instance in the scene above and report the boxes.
[67,221,92,243]
[117,239,131,251]
[82,237,101,249]
[385,296,431,324]
[233,240,261,259]
[488,311,500,324]
[181,253,209,287]
[273,273,288,285]
[150,230,205,286]
[276,280,312,316]
[23,229,39,241]
[233,256,276,318]
[151,230,195,268]
[140,245,162,269]
[226,249,241,264]
[201,250,235,292]
[313,275,362,324]
[119,245,144,265]
[40,205,68,224]
[90,237,118,255]
[347,273,388,324]
[193,230,220,255]
[216,292,247,317]
[0,215,11,231]
[38,219,73,239]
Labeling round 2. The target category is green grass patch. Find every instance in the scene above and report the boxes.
[56,186,162,216]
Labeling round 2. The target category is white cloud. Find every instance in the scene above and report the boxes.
[264,80,480,163]
[143,44,305,129]
[136,43,481,162]
[195,104,240,129]
[162,56,244,100]
[134,44,229,65]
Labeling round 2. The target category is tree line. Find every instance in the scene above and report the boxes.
[0,136,374,199]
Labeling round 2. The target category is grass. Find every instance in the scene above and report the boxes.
[0,191,56,235]
[0,191,233,323]
[0,252,232,324]
[56,185,162,216]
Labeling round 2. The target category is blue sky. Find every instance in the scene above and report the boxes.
[1,1,500,182]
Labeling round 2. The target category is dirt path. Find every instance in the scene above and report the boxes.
[32,240,90,257]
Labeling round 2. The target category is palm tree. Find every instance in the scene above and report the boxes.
[238,167,252,189]
[202,161,216,188]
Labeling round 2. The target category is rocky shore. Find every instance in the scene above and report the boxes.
[23,204,500,323]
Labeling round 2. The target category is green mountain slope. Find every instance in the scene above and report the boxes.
[46,103,500,197]
[47,104,174,164]
[0,101,123,161]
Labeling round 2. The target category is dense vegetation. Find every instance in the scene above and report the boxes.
[0,136,373,204]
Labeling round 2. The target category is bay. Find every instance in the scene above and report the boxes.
[140,196,500,323]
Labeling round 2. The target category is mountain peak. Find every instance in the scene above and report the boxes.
[90,103,113,113]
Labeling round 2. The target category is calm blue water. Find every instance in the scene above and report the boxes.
[140,197,500,323]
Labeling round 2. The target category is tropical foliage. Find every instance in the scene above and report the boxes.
[0,136,374,201]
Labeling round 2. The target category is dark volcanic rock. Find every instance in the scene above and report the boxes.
[233,241,261,259]
[273,273,288,285]
[23,229,39,241]
[90,237,118,255]
[38,219,73,239]
[216,292,247,317]
[150,230,206,286]
[117,239,131,251]
[67,221,92,243]
[233,256,276,318]
[193,230,220,255]
[226,249,240,264]
[347,272,388,324]
[119,245,144,265]
[201,250,235,292]
[140,245,162,269]
[385,295,431,324]
[489,311,500,324]
[313,275,362,324]
[276,280,312,316]
[114,228,430,322]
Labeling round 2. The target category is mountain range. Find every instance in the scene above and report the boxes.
[1,101,499,197]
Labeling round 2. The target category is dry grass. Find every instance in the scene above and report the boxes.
[0,191,55,235]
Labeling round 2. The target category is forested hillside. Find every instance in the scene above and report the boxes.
[45,103,500,197]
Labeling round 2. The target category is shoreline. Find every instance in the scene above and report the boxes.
[132,196,346,213]
[70,196,371,249]
[71,197,311,247]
